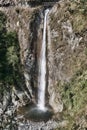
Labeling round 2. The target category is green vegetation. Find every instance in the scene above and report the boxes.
[0,11,24,91]
[56,64,87,129]
[62,70,87,113]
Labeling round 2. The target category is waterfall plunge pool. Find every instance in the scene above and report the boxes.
[17,103,54,122]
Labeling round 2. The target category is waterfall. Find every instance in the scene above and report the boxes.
[37,9,49,111]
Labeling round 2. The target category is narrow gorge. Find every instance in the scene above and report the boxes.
[0,0,87,130]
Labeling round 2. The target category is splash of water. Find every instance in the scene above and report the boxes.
[37,9,49,111]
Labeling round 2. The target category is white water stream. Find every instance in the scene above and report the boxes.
[37,9,49,111]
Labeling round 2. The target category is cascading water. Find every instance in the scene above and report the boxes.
[37,9,49,111]
[18,9,53,121]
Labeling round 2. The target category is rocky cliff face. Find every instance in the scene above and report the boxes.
[0,0,87,130]
[48,0,87,129]
[48,0,87,113]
